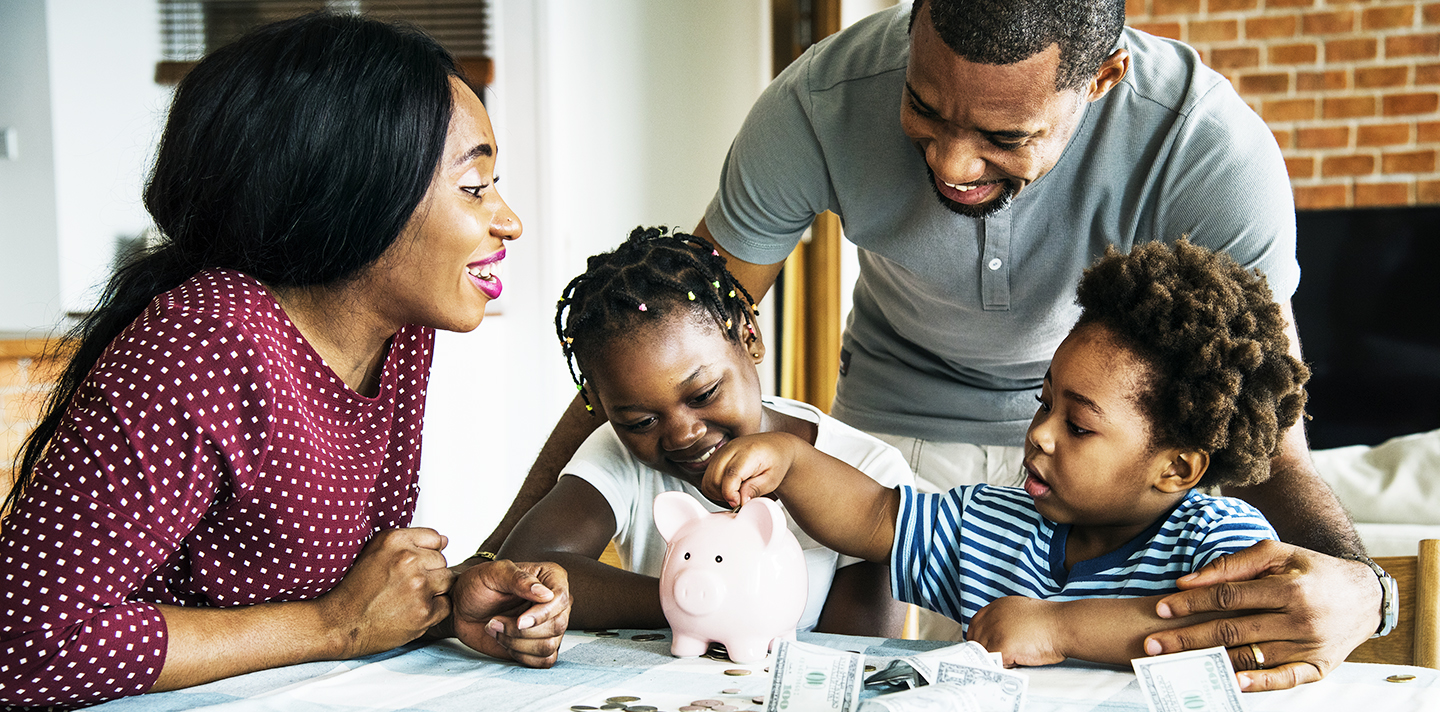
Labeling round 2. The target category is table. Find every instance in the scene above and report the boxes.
[89,630,1440,711]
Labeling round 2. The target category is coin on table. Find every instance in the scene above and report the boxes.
[630,633,666,642]
[752,697,765,705]
[570,707,598,711]
[679,707,708,711]
[595,631,620,637]
[606,697,641,704]
[712,706,738,712]
[1388,674,1417,683]
[691,700,723,708]
[626,706,658,712]
[724,669,751,676]
[600,705,626,710]
[864,664,876,672]
[722,688,741,694]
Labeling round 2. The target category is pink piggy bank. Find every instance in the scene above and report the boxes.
[653,491,808,663]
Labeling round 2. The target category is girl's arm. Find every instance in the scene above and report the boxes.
[815,562,909,637]
[495,475,668,630]
[967,594,1229,667]
[703,432,900,564]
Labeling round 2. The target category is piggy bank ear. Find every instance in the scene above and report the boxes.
[733,497,786,546]
[653,491,709,542]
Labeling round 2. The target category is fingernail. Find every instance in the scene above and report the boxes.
[1156,602,1172,619]
[519,615,535,630]
[1239,674,1252,690]
[1144,639,1161,656]
[487,619,504,636]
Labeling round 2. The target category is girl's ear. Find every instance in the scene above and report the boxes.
[745,317,766,364]
[1155,450,1209,493]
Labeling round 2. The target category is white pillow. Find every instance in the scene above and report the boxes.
[1311,429,1440,525]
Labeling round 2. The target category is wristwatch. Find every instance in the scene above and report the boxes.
[1344,555,1398,638]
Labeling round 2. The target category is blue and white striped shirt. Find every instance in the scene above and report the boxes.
[889,485,1277,632]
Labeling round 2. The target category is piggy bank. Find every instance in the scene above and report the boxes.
[653,491,808,663]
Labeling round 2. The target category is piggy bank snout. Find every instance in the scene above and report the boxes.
[671,567,727,617]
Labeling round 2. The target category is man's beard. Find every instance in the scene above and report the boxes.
[925,164,1017,219]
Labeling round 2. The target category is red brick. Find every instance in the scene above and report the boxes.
[1134,22,1185,40]
[1327,38,1379,61]
[1426,3,1440,25]
[1240,72,1291,93]
[1298,69,1348,90]
[1363,6,1416,30]
[1354,182,1411,206]
[1210,0,1258,10]
[1384,92,1440,115]
[1190,19,1240,42]
[1323,95,1377,118]
[1357,123,1413,146]
[1304,10,1356,34]
[1356,66,1410,88]
[1322,154,1376,176]
[1268,0,1316,7]
[1297,125,1351,147]
[1286,156,1316,178]
[1420,180,1440,204]
[1154,0,1202,14]
[1263,98,1318,121]
[1383,149,1439,173]
[1270,43,1319,64]
[1211,46,1262,68]
[1273,128,1294,147]
[1247,15,1299,38]
[1419,64,1440,85]
[1293,184,1348,209]
[1127,0,1147,18]
[1387,34,1440,58]
[1420,121,1440,142]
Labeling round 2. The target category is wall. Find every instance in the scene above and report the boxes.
[1125,0,1440,209]
[0,0,63,333]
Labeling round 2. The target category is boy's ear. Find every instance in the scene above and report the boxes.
[1155,450,1209,493]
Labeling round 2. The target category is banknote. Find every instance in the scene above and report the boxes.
[766,639,866,712]
[900,641,998,684]
[855,683,982,712]
[1130,646,1245,712]
[933,661,1027,712]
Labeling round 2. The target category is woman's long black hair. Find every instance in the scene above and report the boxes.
[5,13,460,515]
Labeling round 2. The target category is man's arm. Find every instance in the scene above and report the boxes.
[477,218,789,554]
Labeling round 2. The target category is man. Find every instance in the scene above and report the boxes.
[470,0,1384,690]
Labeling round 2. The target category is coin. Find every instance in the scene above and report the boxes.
[724,668,751,676]
[595,631,620,637]
[679,707,707,711]
[626,706,658,712]
[631,633,667,642]
[712,706,739,712]
[570,707,598,711]
[864,664,876,672]
[606,697,641,704]
[1387,674,1417,683]
[691,700,723,708]
[722,688,741,694]
[752,696,765,705]
[600,705,625,710]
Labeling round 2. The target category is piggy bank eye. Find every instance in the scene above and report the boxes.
[715,555,723,563]
[684,552,690,560]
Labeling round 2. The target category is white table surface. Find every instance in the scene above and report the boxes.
[88,630,1440,712]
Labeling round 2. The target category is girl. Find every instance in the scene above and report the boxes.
[705,239,1309,670]
[498,226,913,636]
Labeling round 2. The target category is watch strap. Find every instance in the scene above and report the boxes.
[1341,554,1398,638]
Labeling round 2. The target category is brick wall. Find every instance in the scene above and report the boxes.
[1125,0,1440,209]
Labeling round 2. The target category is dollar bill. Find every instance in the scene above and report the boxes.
[933,661,1027,712]
[766,639,866,712]
[855,683,982,712]
[1130,646,1245,712]
[900,641,999,684]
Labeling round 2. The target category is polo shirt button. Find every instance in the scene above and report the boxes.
[987,258,1003,271]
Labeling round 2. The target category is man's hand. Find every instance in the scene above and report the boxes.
[1145,540,1379,692]
[967,597,1067,667]
[451,560,572,668]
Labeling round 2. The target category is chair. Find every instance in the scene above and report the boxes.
[1347,539,1439,668]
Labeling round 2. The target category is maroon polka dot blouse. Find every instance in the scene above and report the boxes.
[0,270,434,708]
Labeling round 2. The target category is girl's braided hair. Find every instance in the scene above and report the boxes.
[556,226,760,413]
[1076,239,1310,488]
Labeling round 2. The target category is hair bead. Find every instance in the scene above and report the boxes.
[639,303,647,311]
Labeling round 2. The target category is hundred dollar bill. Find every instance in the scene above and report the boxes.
[1130,646,1245,712]
[933,661,1028,712]
[899,641,999,684]
[767,639,866,712]
[855,683,982,712]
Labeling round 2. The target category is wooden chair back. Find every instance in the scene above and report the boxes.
[1347,539,1439,668]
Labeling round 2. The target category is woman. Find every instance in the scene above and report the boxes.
[0,14,569,708]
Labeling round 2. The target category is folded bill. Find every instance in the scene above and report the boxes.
[1130,646,1246,712]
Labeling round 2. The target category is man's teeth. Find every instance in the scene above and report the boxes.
[944,180,976,192]
[467,263,495,280]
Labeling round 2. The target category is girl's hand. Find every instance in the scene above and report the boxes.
[967,596,1068,667]
[701,432,805,508]
[450,560,572,668]
[316,527,455,658]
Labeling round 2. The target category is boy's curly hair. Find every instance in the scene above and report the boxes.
[555,226,759,413]
[1075,239,1309,488]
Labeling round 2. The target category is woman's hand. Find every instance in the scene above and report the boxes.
[967,597,1068,667]
[316,527,455,658]
[702,432,804,508]
[450,560,572,668]
[1144,540,1379,691]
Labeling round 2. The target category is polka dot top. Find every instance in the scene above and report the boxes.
[0,269,435,708]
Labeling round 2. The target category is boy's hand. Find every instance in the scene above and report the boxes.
[702,432,804,508]
[967,597,1068,667]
